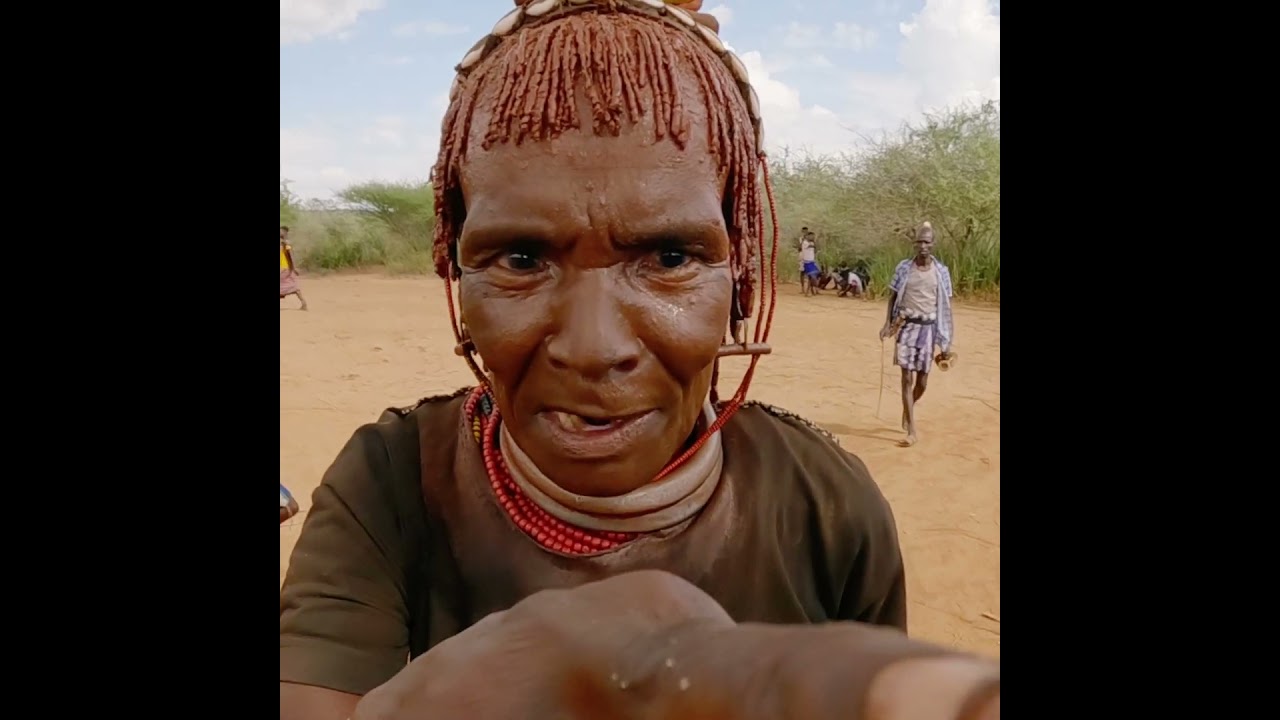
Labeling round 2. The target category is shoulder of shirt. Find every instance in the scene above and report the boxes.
[893,258,912,271]
[323,389,473,511]
[727,402,891,522]
[383,386,473,419]
[339,387,472,453]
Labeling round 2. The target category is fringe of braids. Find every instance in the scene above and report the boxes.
[432,3,783,482]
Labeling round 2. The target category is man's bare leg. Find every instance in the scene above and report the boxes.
[900,366,929,426]
[914,370,928,403]
[900,369,918,445]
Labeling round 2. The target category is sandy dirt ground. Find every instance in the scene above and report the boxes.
[281,274,1000,657]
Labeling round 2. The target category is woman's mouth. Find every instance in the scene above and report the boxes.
[549,411,640,433]
[537,408,658,460]
[550,409,650,430]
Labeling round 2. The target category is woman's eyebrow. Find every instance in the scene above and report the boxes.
[460,221,561,252]
[611,221,725,250]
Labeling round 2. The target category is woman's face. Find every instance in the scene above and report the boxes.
[456,70,733,497]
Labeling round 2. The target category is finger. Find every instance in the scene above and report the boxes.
[865,656,999,720]
[626,621,993,720]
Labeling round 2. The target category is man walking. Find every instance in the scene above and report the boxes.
[879,222,954,446]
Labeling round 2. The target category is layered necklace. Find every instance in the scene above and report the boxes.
[463,387,723,557]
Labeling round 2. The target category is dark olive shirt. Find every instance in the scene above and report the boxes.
[280,390,907,695]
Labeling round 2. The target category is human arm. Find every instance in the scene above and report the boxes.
[880,291,897,339]
[351,571,997,720]
[280,425,417,720]
[940,265,955,353]
[811,443,908,630]
[880,261,907,339]
[836,491,908,630]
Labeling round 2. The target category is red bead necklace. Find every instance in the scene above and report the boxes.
[464,387,640,556]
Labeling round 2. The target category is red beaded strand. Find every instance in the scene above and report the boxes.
[465,387,640,555]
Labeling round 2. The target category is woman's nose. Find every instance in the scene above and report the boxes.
[544,269,642,379]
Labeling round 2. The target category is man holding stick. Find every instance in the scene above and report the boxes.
[880,222,954,447]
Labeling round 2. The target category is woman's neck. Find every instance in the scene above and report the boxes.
[499,399,725,533]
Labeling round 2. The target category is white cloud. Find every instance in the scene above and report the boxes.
[393,21,469,37]
[705,4,734,26]
[753,0,998,155]
[873,0,904,17]
[783,21,877,51]
[281,95,451,201]
[281,122,439,201]
[832,22,877,51]
[738,52,851,158]
[896,0,1001,111]
[280,0,999,199]
[359,115,407,147]
[782,22,821,49]
[280,0,384,45]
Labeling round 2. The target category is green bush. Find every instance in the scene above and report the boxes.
[765,101,999,300]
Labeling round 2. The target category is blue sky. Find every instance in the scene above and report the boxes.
[281,0,1000,201]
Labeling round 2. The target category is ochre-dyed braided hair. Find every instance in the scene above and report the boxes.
[432,0,781,480]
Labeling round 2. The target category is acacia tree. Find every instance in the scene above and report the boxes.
[763,101,1000,295]
[337,181,435,251]
[280,179,300,227]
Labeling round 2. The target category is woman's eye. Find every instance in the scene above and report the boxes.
[499,251,541,272]
[657,250,690,269]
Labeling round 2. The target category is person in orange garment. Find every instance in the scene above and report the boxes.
[279,225,308,311]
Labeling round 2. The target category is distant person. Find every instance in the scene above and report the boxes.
[879,222,954,447]
[799,230,820,295]
[280,226,309,311]
[841,267,864,297]
[796,225,810,280]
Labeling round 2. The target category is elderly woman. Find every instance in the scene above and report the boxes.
[279,2,998,719]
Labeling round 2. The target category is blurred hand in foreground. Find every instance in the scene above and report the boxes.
[353,570,999,720]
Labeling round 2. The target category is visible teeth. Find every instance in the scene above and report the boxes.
[553,411,589,432]
[552,412,614,432]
